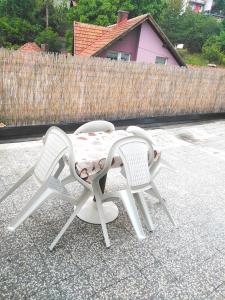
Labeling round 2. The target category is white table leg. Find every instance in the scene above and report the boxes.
[77,196,119,224]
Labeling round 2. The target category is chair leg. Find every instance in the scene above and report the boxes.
[0,167,34,204]
[135,193,155,232]
[54,158,65,179]
[92,181,110,248]
[151,182,176,227]
[120,190,146,240]
[8,184,52,231]
[49,190,91,251]
[95,195,111,247]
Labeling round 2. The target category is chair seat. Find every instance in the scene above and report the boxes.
[63,149,161,184]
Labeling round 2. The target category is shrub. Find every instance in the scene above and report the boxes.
[35,27,62,52]
[202,44,223,64]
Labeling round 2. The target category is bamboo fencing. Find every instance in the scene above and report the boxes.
[0,48,225,126]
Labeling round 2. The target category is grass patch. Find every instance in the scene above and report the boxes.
[178,49,209,66]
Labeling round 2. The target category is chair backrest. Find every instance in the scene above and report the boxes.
[101,136,154,192]
[126,126,155,168]
[127,126,154,146]
[34,127,74,183]
[74,120,115,134]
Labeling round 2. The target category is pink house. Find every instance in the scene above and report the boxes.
[73,11,186,67]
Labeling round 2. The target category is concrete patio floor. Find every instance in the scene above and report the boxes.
[1,120,225,299]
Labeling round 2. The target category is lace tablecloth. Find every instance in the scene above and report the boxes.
[70,130,159,182]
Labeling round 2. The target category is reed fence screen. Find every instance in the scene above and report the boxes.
[0,48,225,126]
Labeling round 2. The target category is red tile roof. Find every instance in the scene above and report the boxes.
[73,14,186,66]
[18,42,42,52]
[74,15,147,56]
[74,23,108,55]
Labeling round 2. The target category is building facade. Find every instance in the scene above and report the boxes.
[183,0,214,13]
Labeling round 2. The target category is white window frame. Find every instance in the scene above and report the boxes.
[107,51,131,61]
[155,56,168,65]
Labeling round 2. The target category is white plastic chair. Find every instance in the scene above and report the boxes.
[74,120,115,134]
[46,121,116,250]
[126,126,175,179]
[126,126,176,227]
[0,127,92,249]
[43,120,115,181]
[91,136,170,248]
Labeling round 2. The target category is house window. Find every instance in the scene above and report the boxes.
[155,56,167,65]
[107,51,131,61]
[120,52,130,61]
[107,51,118,60]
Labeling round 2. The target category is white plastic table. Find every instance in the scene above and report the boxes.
[70,130,131,224]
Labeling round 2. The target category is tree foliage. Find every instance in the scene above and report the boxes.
[35,27,62,52]
[212,0,225,14]
[0,0,38,22]
[159,0,183,44]
[0,16,40,48]
[0,0,67,51]
[202,32,225,65]
[68,0,166,26]
[160,2,221,53]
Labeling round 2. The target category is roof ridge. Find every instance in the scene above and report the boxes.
[74,21,108,30]
[107,13,149,28]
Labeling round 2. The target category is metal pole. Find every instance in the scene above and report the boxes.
[46,2,49,28]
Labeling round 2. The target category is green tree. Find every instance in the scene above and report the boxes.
[218,30,225,51]
[159,0,183,44]
[212,0,225,14]
[202,44,223,64]
[202,34,225,64]
[67,0,131,26]
[183,13,221,52]
[0,0,39,22]
[0,16,40,48]
[0,0,69,51]
[35,27,62,52]
[32,0,56,29]
[129,0,167,21]
[68,0,166,26]
[161,7,221,52]
[51,1,69,35]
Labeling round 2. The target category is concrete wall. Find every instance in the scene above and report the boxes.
[136,22,179,66]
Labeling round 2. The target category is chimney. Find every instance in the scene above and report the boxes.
[117,10,129,24]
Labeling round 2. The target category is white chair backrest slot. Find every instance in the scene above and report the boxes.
[118,140,151,190]
[34,127,72,183]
